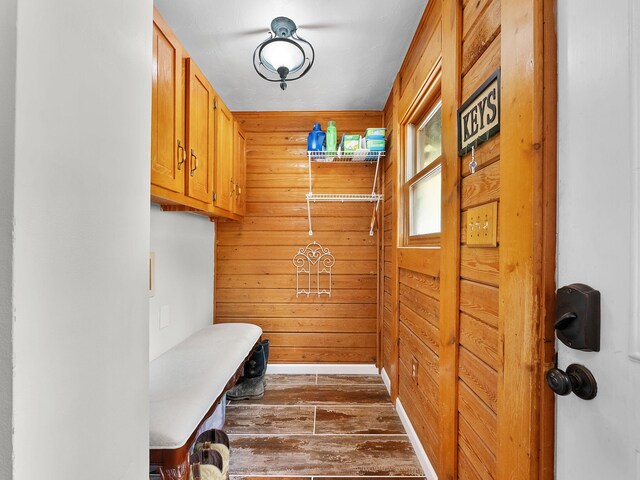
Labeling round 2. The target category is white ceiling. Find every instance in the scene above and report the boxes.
[153,0,429,111]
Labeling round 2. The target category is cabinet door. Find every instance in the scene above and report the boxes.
[214,98,234,212]
[151,10,184,193]
[185,59,215,204]
[233,121,247,216]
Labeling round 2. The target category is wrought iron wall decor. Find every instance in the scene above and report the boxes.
[292,241,335,296]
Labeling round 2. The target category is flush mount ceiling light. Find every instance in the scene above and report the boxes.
[253,17,315,91]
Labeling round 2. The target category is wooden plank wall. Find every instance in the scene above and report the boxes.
[456,0,501,477]
[381,90,396,379]
[381,0,445,474]
[381,0,555,479]
[216,111,383,364]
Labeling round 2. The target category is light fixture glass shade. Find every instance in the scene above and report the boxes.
[260,39,305,73]
[253,17,315,91]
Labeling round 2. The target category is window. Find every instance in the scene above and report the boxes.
[405,101,442,243]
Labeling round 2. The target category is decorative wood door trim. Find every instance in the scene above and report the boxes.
[497,0,557,478]
[438,0,462,478]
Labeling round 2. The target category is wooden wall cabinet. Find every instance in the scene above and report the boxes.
[213,98,234,212]
[232,121,246,216]
[185,59,215,204]
[151,10,184,194]
[150,7,243,222]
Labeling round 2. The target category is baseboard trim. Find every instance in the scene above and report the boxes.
[266,364,379,375]
[381,367,391,394]
[396,399,439,480]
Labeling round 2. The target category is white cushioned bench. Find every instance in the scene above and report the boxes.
[149,323,262,471]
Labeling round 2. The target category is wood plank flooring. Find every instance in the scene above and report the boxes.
[226,374,424,479]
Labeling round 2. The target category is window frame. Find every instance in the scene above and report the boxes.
[402,86,443,247]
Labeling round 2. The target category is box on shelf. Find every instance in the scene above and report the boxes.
[364,127,386,138]
[341,134,361,152]
[366,135,386,151]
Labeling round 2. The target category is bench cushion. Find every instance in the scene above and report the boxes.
[149,323,262,449]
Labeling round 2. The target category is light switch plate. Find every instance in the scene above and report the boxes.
[411,356,419,384]
[467,201,498,247]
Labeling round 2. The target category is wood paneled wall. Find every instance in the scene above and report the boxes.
[381,92,396,379]
[381,0,446,475]
[381,0,556,479]
[456,0,500,477]
[216,112,383,364]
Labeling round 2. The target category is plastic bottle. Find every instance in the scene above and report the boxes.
[326,121,337,154]
[307,123,326,151]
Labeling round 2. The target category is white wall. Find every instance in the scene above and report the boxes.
[0,0,17,477]
[149,205,215,360]
[11,0,152,479]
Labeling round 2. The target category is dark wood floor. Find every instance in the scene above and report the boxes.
[226,374,424,479]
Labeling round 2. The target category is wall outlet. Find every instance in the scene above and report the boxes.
[411,356,419,384]
[160,305,171,329]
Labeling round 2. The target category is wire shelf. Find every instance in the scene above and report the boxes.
[305,149,385,236]
[307,150,385,163]
[306,193,383,202]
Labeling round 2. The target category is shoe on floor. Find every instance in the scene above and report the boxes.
[227,375,265,401]
[190,449,223,471]
[194,429,229,449]
[261,339,270,386]
[190,438,228,480]
[189,462,224,480]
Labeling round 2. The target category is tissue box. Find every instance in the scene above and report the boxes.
[364,128,386,137]
[342,134,361,152]
[366,135,386,151]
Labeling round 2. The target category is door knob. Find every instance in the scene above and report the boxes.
[546,364,597,400]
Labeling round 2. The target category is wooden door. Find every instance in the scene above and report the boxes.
[214,98,234,212]
[233,121,246,216]
[556,1,640,478]
[151,9,184,193]
[185,59,214,204]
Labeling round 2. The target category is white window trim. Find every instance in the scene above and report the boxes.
[418,100,442,131]
[406,124,416,179]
